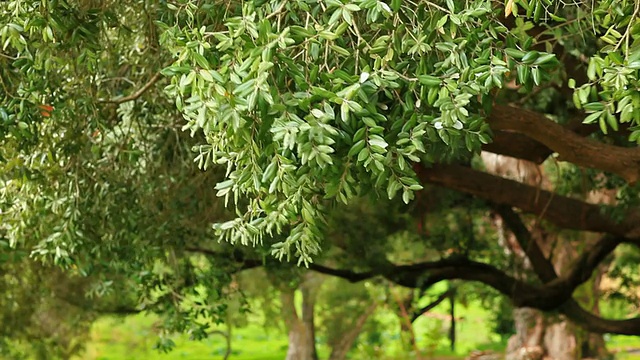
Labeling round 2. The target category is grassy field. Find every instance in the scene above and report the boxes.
[74,296,640,360]
[75,295,502,360]
[78,315,292,360]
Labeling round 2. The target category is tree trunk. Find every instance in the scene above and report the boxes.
[281,273,322,360]
[505,238,609,360]
[328,302,378,360]
[484,153,609,360]
[449,288,456,352]
[506,308,571,360]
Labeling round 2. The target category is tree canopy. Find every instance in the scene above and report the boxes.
[2,0,640,356]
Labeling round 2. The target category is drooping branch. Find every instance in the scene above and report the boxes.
[561,300,640,335]
[188,245,640,335]
[487,105,640,183]
[415,163,640,238]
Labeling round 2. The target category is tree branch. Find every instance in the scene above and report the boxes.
[487,105,640,183]
[187,245,640,335]
[495,205,557,281]
[99,72,162,104]
[497,204,626,288]
[496,205,619,306]
[495,206,640,334]
[307,263,374,282]
[561,300,640,335]
[483,116,599,164]
[411,288,456,323]
[415,163,640,238]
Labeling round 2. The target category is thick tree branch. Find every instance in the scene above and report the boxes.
[484,116,597,164]
[488,105,640,183]
[415,163,640,238]
[496,206,640,335]
[497,204,627,287]
[188,245,640,335]
[497,206,619,305]
[561,300,640,335]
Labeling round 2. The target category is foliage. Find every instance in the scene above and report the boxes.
[3,0,640,357]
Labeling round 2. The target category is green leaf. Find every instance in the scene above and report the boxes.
[192,52,209,69]
[505,48,525,59]
[341,101,350,122]
[583,111,602,124]
[533,53,556,65]
[583,102,605,112]
[418,75,441,86]
[521,51,540,64]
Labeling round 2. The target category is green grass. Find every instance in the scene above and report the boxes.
[77,315,292,360]
[608,335,640,360]
[75,289,640,360]
[75,291,500,360]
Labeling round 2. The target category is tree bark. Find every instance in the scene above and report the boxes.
[280,274,322,360]
[415,163,640,238]
[487,104,640,183]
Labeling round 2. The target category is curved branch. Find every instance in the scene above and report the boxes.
[561,300,640,335]
[99,72,162,104]
[496,205,623,305]
[188,246,640,335]
[308,263,374,282]
[415,163,640,238]
[484,116,598,164]
[497,204,627,286]
[495,206,640,334]
[488,105,640,183]
[209,330,232,360]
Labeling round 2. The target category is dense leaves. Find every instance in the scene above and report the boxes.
[2,0,640,357]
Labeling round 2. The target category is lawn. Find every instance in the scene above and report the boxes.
[73,290,640,360]
[74,293,501,360]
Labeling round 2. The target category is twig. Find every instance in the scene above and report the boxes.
[99,72,162,104]
[616,0,640,59]
[265,0,287,20]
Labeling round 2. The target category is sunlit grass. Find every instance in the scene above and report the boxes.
[77,315,291,360]
[76,289,500,360]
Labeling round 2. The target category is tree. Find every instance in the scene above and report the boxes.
[2,0,640,358]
